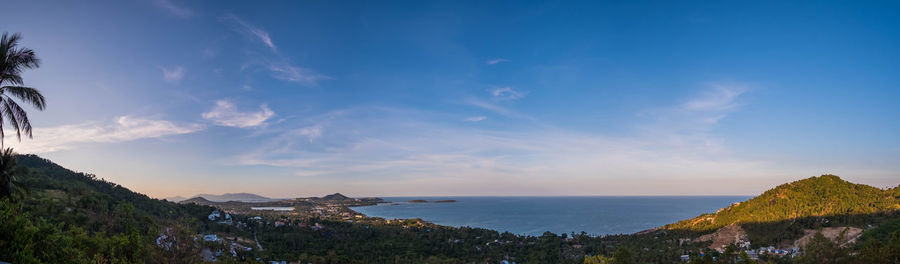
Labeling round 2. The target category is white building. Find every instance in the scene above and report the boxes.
[203,234,218,242]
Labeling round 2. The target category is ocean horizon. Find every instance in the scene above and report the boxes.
[352,196,751,236]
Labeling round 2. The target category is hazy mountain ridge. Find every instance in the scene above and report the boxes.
[167,192,277,203]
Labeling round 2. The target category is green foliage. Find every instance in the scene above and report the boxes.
[0,155,213,263]
[0,148,28,201]
[584,255,614,264]
[610,248,636,264]
[796,232,848,264]
[664,175,899,245]
[4,156,898,264]
[255,219,579,263]
[854,230,900,263]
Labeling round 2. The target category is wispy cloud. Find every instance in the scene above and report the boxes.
[202,100,275,128]
[464,116,488,122]
[226,84,776,195]
[8,116,203,153]
[267,62,331,86]
[486,58,508,65]
[230,100,780,195]
[161,66,185,83]
[490,86,526,100]
[153,0,192,18]
[682,84,747,113]
[222,15,330,86]
[222,14,277,52]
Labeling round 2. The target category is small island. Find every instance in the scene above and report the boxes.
[408,199,457,203]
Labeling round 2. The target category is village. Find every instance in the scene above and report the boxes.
[167,193,398,262]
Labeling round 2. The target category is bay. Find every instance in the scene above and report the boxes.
[352,196,750,236]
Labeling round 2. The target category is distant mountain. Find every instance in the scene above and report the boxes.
[180,196,218,206]
[164,195,188,202]
[321,193,350,201]
[183,192,276,203]
[664,174,900,247]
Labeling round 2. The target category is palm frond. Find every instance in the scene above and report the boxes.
[1,98,31,140]
[1,86,46,110]
[0,32,40,86]
[0,99,22,141]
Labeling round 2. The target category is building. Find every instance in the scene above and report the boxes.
[680,255,690,262]
[208,210,221,221]
[203,234,218,242]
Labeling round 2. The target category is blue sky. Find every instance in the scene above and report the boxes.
[3,0,899,198]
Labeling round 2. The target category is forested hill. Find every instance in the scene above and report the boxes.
[1,154,214,263]
[663,174,900,245]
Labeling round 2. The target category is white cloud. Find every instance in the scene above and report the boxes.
[463,98,536,121]
[486,58,508,65]
[222,15,330,86]
[682,84,747,112]
[231,104,783,195]
[225,84,801,195]
[161,66,185,83]
[464,116,487,122]
[7,116,203,153]
[153,0,192,18]
[267,62,331,86]
[202,100,275,128]
[490,86,526,100]
[222,14,277,52]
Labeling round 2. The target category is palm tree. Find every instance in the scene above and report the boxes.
[1,32,46,148]
[0,148,28,200]
[0,32,46,200]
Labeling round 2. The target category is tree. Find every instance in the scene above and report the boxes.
[610,248,636,264]
[0,148,27,200]
[0,32,46,148]
[798,232,847,264]
[737,251,753,264]
[0,32,46,200]
[723,244,738,264]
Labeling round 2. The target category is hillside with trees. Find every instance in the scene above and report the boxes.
[3,155,900,263]
[1,154,214,263]
[664,175,900,246]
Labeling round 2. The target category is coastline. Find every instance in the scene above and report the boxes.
[346,196,752,237]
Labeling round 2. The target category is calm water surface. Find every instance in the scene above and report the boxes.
[352,196,750,236]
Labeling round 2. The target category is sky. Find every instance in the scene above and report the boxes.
[2,0,899,198]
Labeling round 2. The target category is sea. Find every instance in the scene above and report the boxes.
[351,196,751,236]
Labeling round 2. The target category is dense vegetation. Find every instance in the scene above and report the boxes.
[2,156,899,263]
[1,155,213,263]
[664,175,900,246]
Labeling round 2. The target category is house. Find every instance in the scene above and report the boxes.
[312,223,325,231]
[680,255,690,262]
[208,210,221,221]
[203,234,218,242]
